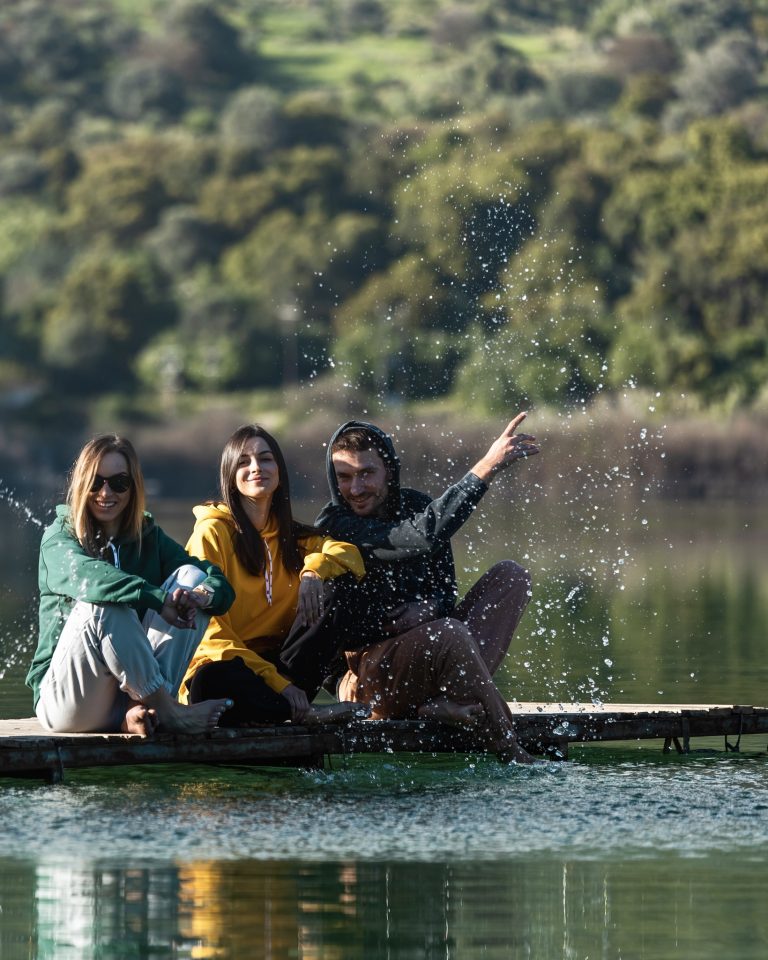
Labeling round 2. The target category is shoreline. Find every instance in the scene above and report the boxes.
[2,391,767,505]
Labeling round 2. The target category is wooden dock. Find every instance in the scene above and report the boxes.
[1,703,765,781]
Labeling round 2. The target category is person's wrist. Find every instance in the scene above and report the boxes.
[472,457,498,483]
[192,584,214,608]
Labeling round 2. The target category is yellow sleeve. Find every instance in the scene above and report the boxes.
[300,535,365,581]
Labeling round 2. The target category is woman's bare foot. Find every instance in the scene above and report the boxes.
[418,698,485,728]
[121,704,158,737]
[303,701,371,725]
[163,699,232,734]
[143,687,233,735]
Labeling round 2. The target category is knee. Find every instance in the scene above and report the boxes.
[429,618,477,656]
[93,602,140,631]
[172,564,207,589]
[490,559,531,593]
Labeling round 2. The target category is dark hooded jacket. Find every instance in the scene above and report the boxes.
[315,421,489,646]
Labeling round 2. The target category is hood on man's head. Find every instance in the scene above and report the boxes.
[325,420,401,515]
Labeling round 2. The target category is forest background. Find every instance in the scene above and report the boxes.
[1,0,767,499]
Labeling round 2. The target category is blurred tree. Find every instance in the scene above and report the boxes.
[15,99,75,150]
[222,207,382,321]
[6,1,89,87]
[152,133,217,204]
[497,0,593,28]
[135,278,280,392]
[107,60,186,122]
[282,91,350,148]
[334,254,467,399]
[202,145,348,235]
[219,85,284,172]
[145,206,223,276]
[0,30,20,89]
[344,0,388,35]
[66,141,168,240]
[590,0,756,48]
[547,69,623,115]
[162,0,255,85]
[603,31,679,78]
[455,234,610,410]
[604,117,768,405]
[41,247,172,391]
[200,173,279,234]
[0,151,46,196]
[615,73,674,119]
[667,33,762,130]
[453,37,544,103]
[431,5,490,50]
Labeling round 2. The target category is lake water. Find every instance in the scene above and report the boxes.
[0,486,767,959]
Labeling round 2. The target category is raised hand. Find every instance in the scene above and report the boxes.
[471,412,540,483]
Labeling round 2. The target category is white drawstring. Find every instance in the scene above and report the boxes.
[108,539,120,569]
[264,540,273,606]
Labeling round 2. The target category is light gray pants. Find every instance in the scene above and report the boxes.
[36,565,209,733]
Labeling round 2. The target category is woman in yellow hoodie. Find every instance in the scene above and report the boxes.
[180,424,366,725]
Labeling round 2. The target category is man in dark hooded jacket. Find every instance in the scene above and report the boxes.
[315,413,539,763]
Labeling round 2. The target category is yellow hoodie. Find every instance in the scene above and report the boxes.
[180,503,364,699]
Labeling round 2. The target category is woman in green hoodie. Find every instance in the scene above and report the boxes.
[26,434,236,735]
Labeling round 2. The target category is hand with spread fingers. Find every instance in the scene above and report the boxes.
[296,570,325,626]
[471,412,540,484]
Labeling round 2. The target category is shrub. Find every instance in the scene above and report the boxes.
[144,206,222,276]
[42,247,172,391]
[0,151,46,196]
[107,60,186,122]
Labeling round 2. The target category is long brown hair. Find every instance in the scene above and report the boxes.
[218,424,315,575]
[66,434,146,554]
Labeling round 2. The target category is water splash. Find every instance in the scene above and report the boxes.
[0,482,45,529]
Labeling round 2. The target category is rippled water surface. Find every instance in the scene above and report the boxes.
[1,495,767,958]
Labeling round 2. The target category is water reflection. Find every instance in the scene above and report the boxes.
[0,486,767,960]
[2,856,767,959]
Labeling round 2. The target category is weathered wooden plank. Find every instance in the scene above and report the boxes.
[1,704,766,780]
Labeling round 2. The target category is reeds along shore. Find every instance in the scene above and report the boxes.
[2,400,767,505]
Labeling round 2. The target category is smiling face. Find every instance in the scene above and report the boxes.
[235,435,280,505]
[332,448,390,518]
[87,451,132,538]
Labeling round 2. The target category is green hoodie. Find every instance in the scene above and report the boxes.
[26,505,235,707]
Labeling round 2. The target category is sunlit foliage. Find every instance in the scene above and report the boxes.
[0,0,767,410]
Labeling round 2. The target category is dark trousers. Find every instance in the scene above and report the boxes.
[189,657,291,726]
[188,575,358,725]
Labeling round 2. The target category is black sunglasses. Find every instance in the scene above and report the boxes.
[90,472,132,494]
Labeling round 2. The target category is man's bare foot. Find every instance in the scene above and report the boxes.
[121,704,158,737]
[418,698,485,728]
[303,701,371,725]
[496,737,536,765]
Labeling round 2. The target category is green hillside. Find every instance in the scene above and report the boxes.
[2,0,768,419]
